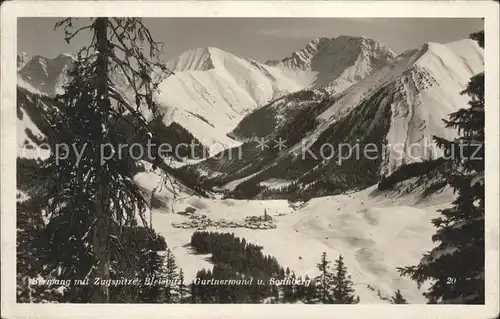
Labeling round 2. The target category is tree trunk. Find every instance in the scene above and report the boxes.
[92,17,111,303]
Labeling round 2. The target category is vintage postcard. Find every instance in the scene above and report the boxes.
[1,1,499,318]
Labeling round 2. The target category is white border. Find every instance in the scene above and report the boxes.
[1,1,499,318]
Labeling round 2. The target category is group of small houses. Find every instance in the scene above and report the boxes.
[172,207,278,230]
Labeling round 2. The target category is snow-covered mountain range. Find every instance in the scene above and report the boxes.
[16,35,483,198]
[181,38,483,198]
[17,36,398,154]
[158,47,306,151]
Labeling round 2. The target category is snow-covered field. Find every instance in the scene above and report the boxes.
[135,169,454,304]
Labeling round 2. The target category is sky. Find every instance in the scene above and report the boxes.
[18,18,483,62]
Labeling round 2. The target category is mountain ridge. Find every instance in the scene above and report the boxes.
[265,35,397,91]
[18,53,74,96]
[18,36,397,155]
[179,38,483,199]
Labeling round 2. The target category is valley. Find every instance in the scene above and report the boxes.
[135,164,454,303]
[15,31,484,304]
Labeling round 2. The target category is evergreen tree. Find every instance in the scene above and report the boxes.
[331,255,359,304]
[306,280,319,304]
[289,271,297,302]
[390,289,408,304]
[398,30,485,304]
[304,274,318,304]
[117,227,168,303]
[190,280,198,303]
[294,275,306,302]
[164,248,179,302]
[315,252,334,303]
[248,277,263,303]
[16,195,69,303]
[29,17,172,302]
[177,269,190,303]
[282,267,294,302]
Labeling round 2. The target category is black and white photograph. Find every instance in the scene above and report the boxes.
[1,1,499,318]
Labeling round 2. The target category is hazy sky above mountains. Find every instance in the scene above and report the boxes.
[18,18,483,62]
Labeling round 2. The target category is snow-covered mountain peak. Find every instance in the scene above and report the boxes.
[405,39,483,90]
[267,36,396,72]
[166,46,243,72]
[17,47,307,154]
[57,52,76,59]
[17,52,31,70]
[18,53,74,96]
[156,46,308,152]
[265,36,396,91]
[166,47,216,71]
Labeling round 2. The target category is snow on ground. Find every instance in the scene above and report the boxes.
[158,47,307,154]
[17,107,50,160]
[143,168,454,303]
[220,171,262,191]
[259,178,293,190]
[164,157,206,169]
[134,162,199,205]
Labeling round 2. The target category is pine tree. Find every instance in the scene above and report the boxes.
[131,227,168,303]
[302,274,318,304]
[331,255,359,304]
[282,267,294,302]
[390,289,408,304]
[16,195,68,302]
[294,275,306,302]
[398,30,485,304]
[190,279,198,303]
[177,269,190,303]
[315,252,334,303]
[164,248,179,302]
[34,18,173,302]
[305,278,318,304]
[289,271,297,302]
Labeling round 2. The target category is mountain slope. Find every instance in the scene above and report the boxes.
[181,38,483,199]
[17,52,31,70]
[230,36,396,140]
[18,54,74,96]
[157,47,307,152]
[309,39,484,176]
[267,36,396,93]
[17,48,307,154]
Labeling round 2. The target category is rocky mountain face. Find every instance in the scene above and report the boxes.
[179,39,483,199]
[266,36,397,92]
[17,52,31,70]
[230,36,397,141]
[17,53,74,96]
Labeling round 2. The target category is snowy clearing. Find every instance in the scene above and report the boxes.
[137,165,453,304]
